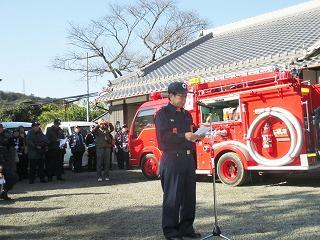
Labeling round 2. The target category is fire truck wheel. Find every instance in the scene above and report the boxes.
[217,152,248,186]
[141,154,160,180]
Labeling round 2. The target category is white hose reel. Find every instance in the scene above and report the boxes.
[246,107,303,167]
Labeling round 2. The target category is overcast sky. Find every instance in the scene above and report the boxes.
[0,0,308,98]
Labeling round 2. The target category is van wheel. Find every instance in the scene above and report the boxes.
[217,152,248,186]
[69,156,74,171]
[141,154,159,180]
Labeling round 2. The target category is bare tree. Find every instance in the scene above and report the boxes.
[136,0,207,63]
[53,0,207,78]
[53,3,145,78]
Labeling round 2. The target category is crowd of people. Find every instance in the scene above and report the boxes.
[0,118,130,201]
[2,82,202,240]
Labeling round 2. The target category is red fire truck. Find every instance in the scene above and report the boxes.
[128,70,320,186]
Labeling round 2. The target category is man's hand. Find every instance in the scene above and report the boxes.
[185,132,201,142]
[197,134,206,140]
[98,119,106,126]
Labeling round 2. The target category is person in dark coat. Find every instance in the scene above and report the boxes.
[115,125,130,169]
[45,119,65,181]
[121,125,130,170]
[26,121,48,184]
[109,132,115,170]
[69,126,85,172]
[19,126,29,179]
[155,82,203,240]
[13,129,27,180]
[114,126,124,169]
[85,127,96,172]
[0,123,17,201]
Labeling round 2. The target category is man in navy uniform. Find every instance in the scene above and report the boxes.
[155,82,203,240]
[69,126,85,172]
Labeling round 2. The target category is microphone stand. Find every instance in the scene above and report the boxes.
[198,102,231,240]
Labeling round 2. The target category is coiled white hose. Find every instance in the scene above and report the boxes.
[246,107,303,167]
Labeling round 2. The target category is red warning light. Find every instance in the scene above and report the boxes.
[150,92,163,100]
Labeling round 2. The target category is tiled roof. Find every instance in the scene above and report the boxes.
[98,1,320,102]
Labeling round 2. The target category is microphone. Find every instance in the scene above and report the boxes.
[197,101,215,109]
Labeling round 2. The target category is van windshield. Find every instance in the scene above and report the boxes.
[2,122,32,134]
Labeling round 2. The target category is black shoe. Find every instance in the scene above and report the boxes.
[165,236,183,240]
[40,179,47,183]
[182,232,201,239]
[57,177,65,181]
[0,191,12,201]
[47,177,52,182]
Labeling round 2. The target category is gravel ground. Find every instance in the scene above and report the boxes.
[1,169,320,240]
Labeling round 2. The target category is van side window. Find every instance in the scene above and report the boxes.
[201,99,240,123]
[133,109,155,137]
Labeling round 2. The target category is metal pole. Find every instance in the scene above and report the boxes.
[201,112,231,240]
[86,52,90,122]
[209,113,219,228]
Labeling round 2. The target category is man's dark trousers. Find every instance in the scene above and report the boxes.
[116,148,124,169]
[29,157,45,182]
[17,154,28,179]
[160,151,196,238]
[46,149,62,179]
[87,147,96,171]
[73,151,84,172]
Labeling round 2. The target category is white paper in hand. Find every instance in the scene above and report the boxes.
[59,138,68,149]
[0,178,5,185]
[194,125,211,136]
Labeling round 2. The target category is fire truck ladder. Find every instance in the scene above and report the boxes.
[198,73,291,97]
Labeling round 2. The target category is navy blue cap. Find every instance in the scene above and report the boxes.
[168,82,189,94]
[31,121,40,127]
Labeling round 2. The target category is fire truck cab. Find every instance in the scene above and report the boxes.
[128,70,320,186]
